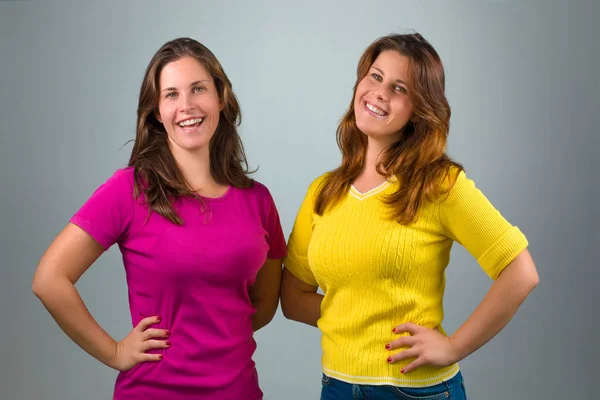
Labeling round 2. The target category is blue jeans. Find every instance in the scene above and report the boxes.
[320,371,467,400]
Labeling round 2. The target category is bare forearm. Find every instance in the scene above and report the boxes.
[34,277,118,369]
[449,252,538,361]
[282,291,323,327]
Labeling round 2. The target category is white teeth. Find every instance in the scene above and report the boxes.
[178,118,203,127]
[366,103,386,116]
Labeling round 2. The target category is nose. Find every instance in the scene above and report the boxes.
[179,93,195,113]
[374,85,390,102]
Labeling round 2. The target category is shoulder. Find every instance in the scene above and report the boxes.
[447,169,475,195]
[436,166,469,196]
[89,167,135,197]
[106,167,135,188]
[234,180,277,209]
[310,172,330,188]
[307,172,331,196]
[437,167,489,210]
[240,180,272,199]
[249,180,270,195]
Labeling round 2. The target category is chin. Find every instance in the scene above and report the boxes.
[356,122,381,137]
[188,143,210,152]
[359,127,401,144]
[177,138,210,152]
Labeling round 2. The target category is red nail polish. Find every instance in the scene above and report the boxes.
[165,330,171,337]
[166,340,171,346]
[385,344,390,350]
[387,357,392,363]
[392,328,396,333]
[401,369,405,374]
[157,316,162,322]
[158,355,163,360]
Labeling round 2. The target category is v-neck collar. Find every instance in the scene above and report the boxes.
[349,180,391,200]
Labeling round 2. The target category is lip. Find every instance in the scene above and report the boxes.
[175,116,204,125]
[175,116,205,134]
[363,100,388,118]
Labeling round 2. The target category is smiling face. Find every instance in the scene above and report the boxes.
[155,56,223,155]
[353,50,414,145]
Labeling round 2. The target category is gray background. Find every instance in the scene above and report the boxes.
[2,0,597,399]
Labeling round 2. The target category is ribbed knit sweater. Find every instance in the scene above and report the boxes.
[284,171,528,387]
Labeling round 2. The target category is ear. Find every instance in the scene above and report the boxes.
[219,93,225,112]
[154,109,163,123]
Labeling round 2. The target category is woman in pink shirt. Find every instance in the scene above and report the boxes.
[32,37,286,400]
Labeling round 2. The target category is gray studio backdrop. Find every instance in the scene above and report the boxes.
[1,1,597,399]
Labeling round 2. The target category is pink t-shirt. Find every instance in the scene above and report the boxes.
[70,167,286,400]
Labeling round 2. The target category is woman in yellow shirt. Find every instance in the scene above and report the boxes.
[281,33,539,400]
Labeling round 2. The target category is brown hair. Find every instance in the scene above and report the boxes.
[128,37,252,224]
[315,33,463,224]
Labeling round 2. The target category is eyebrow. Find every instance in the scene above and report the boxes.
[161,80,210,93]
[372,67,406,84]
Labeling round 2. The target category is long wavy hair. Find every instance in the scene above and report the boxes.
[315,33,463,224]
[128,37,252,225]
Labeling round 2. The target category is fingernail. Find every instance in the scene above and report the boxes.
[385,344,390,350]
[401,369,405,374]
[165,330,171,337]
[387,357,392,363]
[158,355,163,360]
[166,340,171,346]
[157,316,162,322]
[392,328,396,333]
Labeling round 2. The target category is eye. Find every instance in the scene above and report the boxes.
[192,86,206,93]
[370,73,383,82]
[394,85,407,94]
[165,92,177,99]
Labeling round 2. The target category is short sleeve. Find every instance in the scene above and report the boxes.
[439,171,529,280]
[261,185,287,260]
[70,168,135,250]
[283,176,326,287]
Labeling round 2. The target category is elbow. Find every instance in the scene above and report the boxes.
[252,298,278,331]
[280,294,298,321]
[32,269,59,300]
[528,268,539,291]
[281,304,293,321]
[280,294,292,320]
[32,272,48,299]
[522,256,539,293]
[282,310,296,322]
[262,312,276,329]
[506,249,539,294]
[263,301,279,326]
